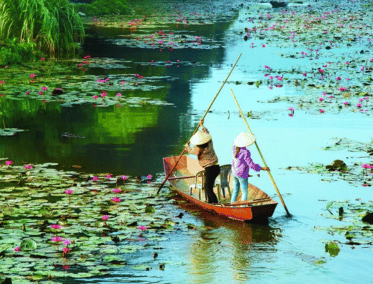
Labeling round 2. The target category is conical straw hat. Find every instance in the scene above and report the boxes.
[190,131,212,145]
[234,132,256,147]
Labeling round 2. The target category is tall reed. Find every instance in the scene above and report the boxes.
[0,0,85,56]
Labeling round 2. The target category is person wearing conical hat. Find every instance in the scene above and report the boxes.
[231,132,269,203]
[185,119,220,204]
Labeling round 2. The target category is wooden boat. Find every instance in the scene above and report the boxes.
[163,155,278,222]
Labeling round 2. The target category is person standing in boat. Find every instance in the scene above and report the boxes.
[231,132,269,203]
[185,119,220,204]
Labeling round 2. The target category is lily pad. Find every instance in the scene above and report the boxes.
[19,239,37,251]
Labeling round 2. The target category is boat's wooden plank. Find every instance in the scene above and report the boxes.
[221,197,272,207]
[168,175,195,180]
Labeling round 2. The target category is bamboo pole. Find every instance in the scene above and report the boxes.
[230,89,291,217]
[156,53,242,195]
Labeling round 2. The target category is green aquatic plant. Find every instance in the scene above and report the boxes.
[0,161,196,281]
[325,241,340,257]
[0,0,85,56]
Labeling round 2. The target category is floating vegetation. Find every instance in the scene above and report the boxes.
[228,1,373,115]
[323,137,373,154]
[0,128,25,136]
[316,200,373,248]
[0,162,196,282]
[112,33,220,50]
[286,137,373,187]
[0,56,173,107]
[83,0,240,29]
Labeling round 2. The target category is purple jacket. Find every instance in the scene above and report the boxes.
[231,146,261,179]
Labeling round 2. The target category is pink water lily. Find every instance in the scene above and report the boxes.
[319,109,325,113]
[24,164,33,169]
[51,236,64,242]
[14,246,20,252]
[5,160,13,166]
[122,175,128,180]
[106,174,112,179]
[112,188,121,193]
[147,174,152,180]
[65,189,73,194]
[62,247,70,254]
[63,239,71,246]
[137,225,147,231]
[111,197,121,203]
[50,224,62,230]
[102,215,109,221]
[92,176,99,181]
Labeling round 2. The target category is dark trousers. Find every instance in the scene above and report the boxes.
[204,165,220,203]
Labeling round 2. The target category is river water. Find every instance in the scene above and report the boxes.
[1,0,373,283]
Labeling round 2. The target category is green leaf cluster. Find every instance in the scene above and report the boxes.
[0,38,41,65]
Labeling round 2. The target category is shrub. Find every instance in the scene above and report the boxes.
[0,38,42,65]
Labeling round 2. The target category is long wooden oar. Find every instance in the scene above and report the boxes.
[230,89,291,217]
[156,53,242,195]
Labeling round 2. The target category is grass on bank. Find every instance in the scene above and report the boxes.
[0,0,85,64]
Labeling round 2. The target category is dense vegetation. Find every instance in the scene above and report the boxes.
[0,0,85,64]
[73,0,133,16]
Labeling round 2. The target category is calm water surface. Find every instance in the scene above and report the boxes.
[1,0,372,283]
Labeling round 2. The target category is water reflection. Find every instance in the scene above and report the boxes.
[175,198,281,283]
[0,98,190,175]
[0,10,235,176]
